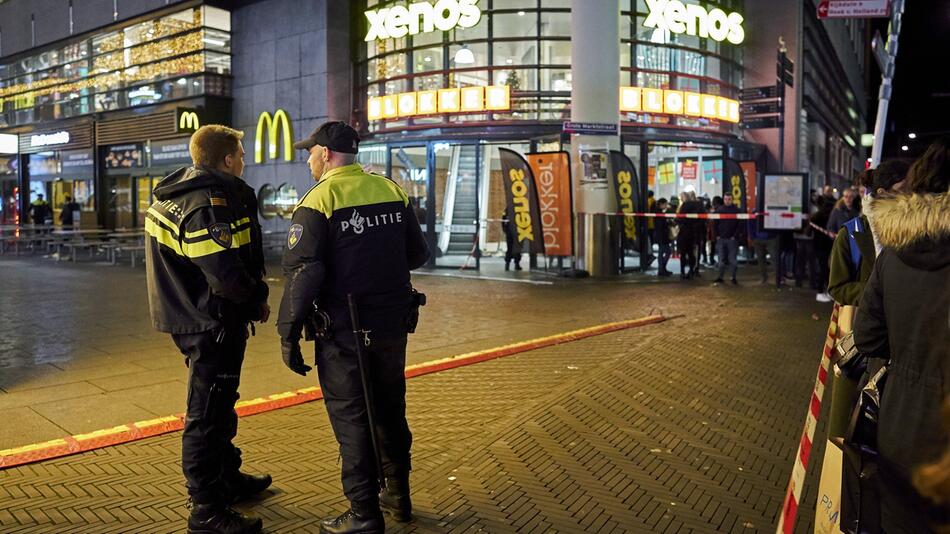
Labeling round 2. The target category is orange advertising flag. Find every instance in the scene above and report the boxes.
[526,152,573,257]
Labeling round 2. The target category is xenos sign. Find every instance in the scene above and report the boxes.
[616,170,637,240]
[508,168,535,243]
[365,0,481,42]
[643,0,745,45]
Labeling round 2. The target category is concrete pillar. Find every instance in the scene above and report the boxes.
[570,0,620,276]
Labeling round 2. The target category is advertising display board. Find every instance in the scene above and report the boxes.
[758,173,808,230]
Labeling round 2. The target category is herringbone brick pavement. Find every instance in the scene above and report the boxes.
[0,290,830,533]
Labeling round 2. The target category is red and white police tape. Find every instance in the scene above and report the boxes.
[775,303,841,534]
[578,211,802,220]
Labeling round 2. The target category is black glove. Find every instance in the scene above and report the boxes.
[281,339,312,376]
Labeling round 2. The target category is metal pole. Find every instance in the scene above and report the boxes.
[346,294,386,491]
[777,43,787,172]
[870,0,905,167]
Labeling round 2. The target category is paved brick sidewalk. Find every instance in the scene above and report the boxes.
[0,282,832,533]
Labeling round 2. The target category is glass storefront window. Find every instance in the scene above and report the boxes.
[540,41,571,66]
[646,142,725,206]
[493,13,538,38]
[448,43,488,69]
[540,68,571,92]
[413,46,445,73]
[493,41,537,66]
[539,12,571,36]
[258,184,279,219]
[494,68,537,91]
[275,183,298,219]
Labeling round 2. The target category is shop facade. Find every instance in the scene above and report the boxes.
[0,3,233,228]
[352,0,752,269]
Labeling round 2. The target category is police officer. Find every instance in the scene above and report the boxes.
[145,125,271,534]
[277,121,429,534]
[29,194,51,225]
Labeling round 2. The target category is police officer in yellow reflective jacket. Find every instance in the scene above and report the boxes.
[145,125,270,534]
[277,121,429,534]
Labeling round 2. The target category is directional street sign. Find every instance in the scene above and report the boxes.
[740,86,778,101]
[741,101,782,115]
[817,0,890,19]
[562,121,619,135]
[741,117,781,130]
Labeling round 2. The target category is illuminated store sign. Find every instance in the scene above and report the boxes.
[255,109,294,163]
[367,85,510,120]
[620,86,740,123]
[643,0,745,45]
[365,0,481,41]
[30,131,70,147]
[0,133,17,154]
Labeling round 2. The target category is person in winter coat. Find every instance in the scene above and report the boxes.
[501,207,522,271]
[676,191,704,280]
[653,198,673,277]
[827,186,862,231]
[827,158,911,305]
[852,137,950,534]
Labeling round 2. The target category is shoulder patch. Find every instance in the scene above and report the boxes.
[210,197,228,207]
[209,223,232,248]
[287,224,304,249]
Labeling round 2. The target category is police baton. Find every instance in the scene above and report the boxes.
[346,294,386,491]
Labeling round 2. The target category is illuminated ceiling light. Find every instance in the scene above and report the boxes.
[908,132,917,139]
[424,56,431,62]
[177,77,187,85]
[193,81,200,86]
[506,58,513,64]
[901,145,909,151]
[454,46,475,64]
[202,38,226,47]
[518,10,525,16]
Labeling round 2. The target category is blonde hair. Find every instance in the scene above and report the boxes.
[190,125,243,168]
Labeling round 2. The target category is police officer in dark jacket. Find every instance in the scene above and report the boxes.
[277,121,429,534]
[145,125,270,534]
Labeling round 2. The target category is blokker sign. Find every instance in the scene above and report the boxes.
[643,0,745,45]
[365,0,481,41]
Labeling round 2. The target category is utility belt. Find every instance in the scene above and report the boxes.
[306,286,426,343]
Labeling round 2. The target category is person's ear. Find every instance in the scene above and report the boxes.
[223,153,232,169]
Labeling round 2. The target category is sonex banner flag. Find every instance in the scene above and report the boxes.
[526,151,573,256]
[723,158,748,211]
[499,148,545,254]
[609,150,640,249]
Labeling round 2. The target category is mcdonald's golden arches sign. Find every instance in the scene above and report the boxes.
[255,109,294,163]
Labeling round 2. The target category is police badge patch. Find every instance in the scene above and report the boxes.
[287,224,304,249]
[209,223,232,248]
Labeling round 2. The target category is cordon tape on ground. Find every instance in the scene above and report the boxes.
[0,314,667,469]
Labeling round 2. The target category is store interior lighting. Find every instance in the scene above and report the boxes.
[454,46,475,65]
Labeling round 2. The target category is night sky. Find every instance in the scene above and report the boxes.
[868,0,950,159]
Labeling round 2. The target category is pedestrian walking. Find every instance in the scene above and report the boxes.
[60,194,81,226]
[29,194,51,225]
[276,121,430,534]
[144,125,271,534]
[851,137,950,534]
[827,158,911,305]
[653,198,673,276]
[713,193,742,285]
[501,206,522,271]
[748,214,780,286]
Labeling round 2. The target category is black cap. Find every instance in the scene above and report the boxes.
[293,121,360,154]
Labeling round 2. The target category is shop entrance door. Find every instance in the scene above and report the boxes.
[430,141,480,269]
[107,176,134,229]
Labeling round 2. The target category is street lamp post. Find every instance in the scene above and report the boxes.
[870,0,905,166]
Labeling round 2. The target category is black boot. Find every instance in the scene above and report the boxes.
[505,260,510,271]
[319,502,384,534]
[515,261,523,271]
[223,472,273,503]
[379,476,412,522]
[187,501,262,534]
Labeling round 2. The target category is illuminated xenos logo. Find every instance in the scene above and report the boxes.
[643,0,745,45]
[365,0,481,42]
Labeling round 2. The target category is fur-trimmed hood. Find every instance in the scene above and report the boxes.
[869,192,950,270]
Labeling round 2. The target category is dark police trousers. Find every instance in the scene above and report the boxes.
[172,323,248,504]
[317,333,412,506]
